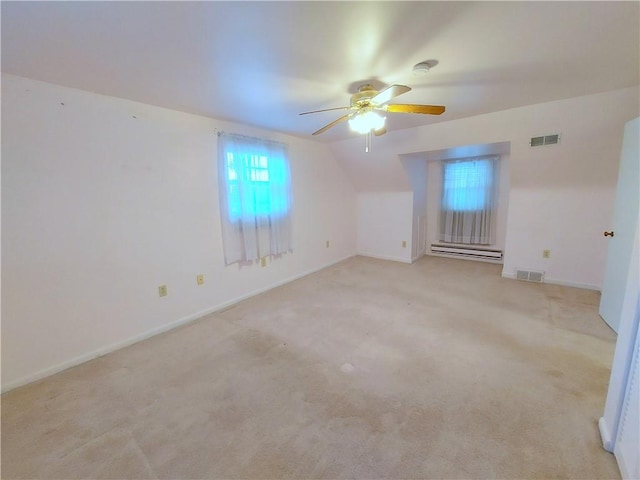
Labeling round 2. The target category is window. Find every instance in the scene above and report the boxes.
[439,157,497,245]
[225,152,286,222]
[218,133,292,265]
[442,159,493,212]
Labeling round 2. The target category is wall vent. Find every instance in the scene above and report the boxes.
[515,269,545,283]
[530,134,560,147]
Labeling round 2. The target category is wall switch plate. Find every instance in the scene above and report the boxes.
[196,274,204,286]
[260,257,267,267]
[158,285,167,297]
[402,240,407,248]
[543,249,551,258]
[326,240,330,248]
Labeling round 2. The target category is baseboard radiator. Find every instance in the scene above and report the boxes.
[430,244,503,261]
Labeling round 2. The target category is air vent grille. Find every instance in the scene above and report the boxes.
[515,269,545,283]
[530,134,560,147]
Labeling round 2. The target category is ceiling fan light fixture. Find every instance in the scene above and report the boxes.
[303,82,444,137]
[349,111,386,134]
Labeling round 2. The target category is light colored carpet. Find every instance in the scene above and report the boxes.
[1,255,620,479]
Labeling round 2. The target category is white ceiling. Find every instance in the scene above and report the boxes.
[2,1,639,142]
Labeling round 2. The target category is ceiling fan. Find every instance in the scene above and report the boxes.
[300,83,445,136]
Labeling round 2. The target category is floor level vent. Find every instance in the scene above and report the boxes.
[431,244,503,261]
[516,269,545,283]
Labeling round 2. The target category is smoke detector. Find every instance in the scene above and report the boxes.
[412,59,438,75]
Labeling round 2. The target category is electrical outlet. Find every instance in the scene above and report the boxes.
[260,257,267,267]
[196,274,204,286]
[326,240,330,248]
[543,249,551,259]
[402,240,407,248]
[158,285,167,297]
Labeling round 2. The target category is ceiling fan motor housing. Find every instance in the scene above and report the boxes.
[350,84,378,107]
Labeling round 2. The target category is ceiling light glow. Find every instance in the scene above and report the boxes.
[349,111,386,134]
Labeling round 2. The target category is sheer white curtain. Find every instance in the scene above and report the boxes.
[217,133,292,266]
[439,157,497,245]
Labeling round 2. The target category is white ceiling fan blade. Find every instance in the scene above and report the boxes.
[312,113,353,135]
[371,84,411,106]
[299,106,351,115]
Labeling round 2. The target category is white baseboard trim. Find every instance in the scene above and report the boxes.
[1,254,356,393]
[411,251,426,263]
[616,449,633,480]
[544,276,601,291]
[1,307,220,394]
[211,253,356,312]
[598,416,615,452]
[356,252,412,264]
[501,272,601,291]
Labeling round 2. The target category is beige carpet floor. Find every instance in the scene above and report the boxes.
[1,255,620,479]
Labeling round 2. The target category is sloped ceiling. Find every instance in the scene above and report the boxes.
[2,1,639,143]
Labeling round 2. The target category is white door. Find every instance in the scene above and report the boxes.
[600,117,639,333]
[614,323,640,479]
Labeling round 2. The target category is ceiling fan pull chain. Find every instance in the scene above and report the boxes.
[365,131,371,153]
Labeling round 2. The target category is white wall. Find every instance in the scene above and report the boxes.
[401,158,427,261]
[4,75,637,391]
[356,192,413,263]
[332,87,639,289]
[1,74,357,391]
